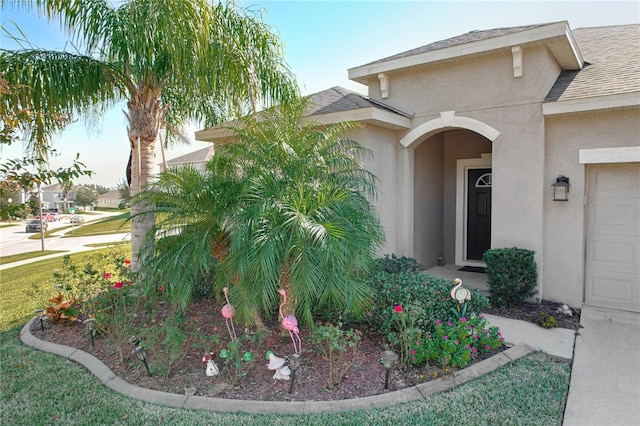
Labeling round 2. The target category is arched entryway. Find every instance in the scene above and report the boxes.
[401,112,499,269]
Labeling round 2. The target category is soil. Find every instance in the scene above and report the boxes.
[30,298,580,402]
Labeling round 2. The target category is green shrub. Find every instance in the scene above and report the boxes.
[311,323,362,389]
[368,270,489,336]
[375,254,425,274]
[483,247,538,307]
[411,316,504,369]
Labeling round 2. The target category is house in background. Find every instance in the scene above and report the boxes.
[161,145,215,173]
[96,190,123,209]
[196,22,639,313]
[39,183,77,211]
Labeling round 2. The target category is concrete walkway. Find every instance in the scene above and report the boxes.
[563,306,640,426]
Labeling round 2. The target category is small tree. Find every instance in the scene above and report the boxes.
[74,186,98,210]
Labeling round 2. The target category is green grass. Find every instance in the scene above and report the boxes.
[0,251,120,331]
[61,212,131,237]
[0,243,571,424]
[0,250,67,265]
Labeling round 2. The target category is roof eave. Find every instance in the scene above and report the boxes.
[348,21,583,83]
[305,107,411,130]
[543,91,640,115]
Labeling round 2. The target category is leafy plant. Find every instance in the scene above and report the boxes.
[89,277,143,362]
[412,315,504,369]
[483,247,538,307]
[367,269,489,336]
[218,338,256,388]
[139,314,195,379]
[385,304,422,370]
[375,254,424,274]
[532,311,557,329]
[311,323,362,390]
[44,293,79,325]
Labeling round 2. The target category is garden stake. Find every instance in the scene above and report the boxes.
[288,353,302,394]
[133,345,151,376]
[381,350,398,390]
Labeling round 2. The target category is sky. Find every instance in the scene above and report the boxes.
[1,1,639,188]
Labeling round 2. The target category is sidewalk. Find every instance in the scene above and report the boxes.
[563,306,640,426]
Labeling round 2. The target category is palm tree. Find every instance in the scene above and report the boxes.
[134,158,243,308]
[0,0,297,270]
[216,100,386,328]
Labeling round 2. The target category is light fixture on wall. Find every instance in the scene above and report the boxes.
[552,176,570,201]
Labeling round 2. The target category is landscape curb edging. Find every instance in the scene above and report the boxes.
[20,317,536,415]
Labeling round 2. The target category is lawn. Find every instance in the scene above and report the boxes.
[0,248,571,425]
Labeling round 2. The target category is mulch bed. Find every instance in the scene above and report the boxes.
[30,298,578,402]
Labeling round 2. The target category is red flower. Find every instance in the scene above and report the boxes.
[394,305,403,313]
[113,282,124,289]
[124,259,131,265]
[103,272,112,280]
[158,285,166,292]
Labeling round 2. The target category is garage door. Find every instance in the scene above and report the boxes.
[585,163,640,312]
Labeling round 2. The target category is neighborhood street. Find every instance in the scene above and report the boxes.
[0,211,129,269]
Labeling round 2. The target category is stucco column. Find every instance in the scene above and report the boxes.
[396,146,414,257]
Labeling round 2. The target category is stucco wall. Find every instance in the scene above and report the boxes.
[347,125,402,257]
[414,133,444,268]
[373,45,560,276]
[543,109,640,307]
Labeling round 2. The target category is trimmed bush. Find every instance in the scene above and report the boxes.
[483,247,538,307]
[375,253,424,274]
[367,269,489,335]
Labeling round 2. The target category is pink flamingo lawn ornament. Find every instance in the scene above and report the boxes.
[221,287,237,342]
[278,289,302,355]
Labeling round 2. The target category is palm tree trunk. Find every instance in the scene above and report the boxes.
[126,85,168,271]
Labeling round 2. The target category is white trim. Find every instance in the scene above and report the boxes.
[579,146,640,164]
[400,111,501,148]
[348,21,581,82]
[306,107,411,130]
[456,154,492,267]
[378,73,389,99]
[543,92,640,115]
[511,46,523,78]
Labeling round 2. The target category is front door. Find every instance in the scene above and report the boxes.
[466,168,492,261]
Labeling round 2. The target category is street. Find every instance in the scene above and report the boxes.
[0,211,130,268]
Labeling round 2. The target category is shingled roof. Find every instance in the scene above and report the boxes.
[166,145,214,166]
[305,86,410,117]
[545,24,640,102]
[362,23,550,67]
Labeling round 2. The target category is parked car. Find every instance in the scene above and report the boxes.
[69,215,84,224]
[25,219,48,233]
[35,213,55,222]
[46,210,61,221]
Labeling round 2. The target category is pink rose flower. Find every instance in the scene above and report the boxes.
[394,305,403,313]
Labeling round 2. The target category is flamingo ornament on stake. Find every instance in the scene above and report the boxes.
[278,289,302,355]
[221,287,237,342]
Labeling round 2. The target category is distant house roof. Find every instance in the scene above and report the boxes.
[98,190,121,200]
[165,145,215,167]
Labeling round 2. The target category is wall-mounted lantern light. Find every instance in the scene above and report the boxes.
[552,176,570,201]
